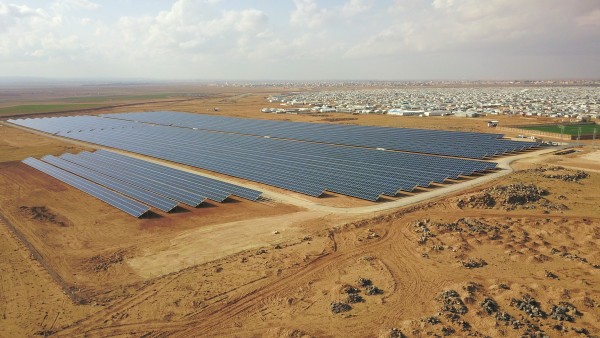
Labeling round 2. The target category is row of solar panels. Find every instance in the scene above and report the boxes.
[9,115,143,135]
[9,113,538,159]
[15,119,498,201]
[23,157,150,217]
[22,150,262,217]
[100,111,540,159]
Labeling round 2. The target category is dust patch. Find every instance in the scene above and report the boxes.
[18,205,70,227]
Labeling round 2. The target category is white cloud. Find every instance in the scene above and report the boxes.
[0,3,46,17]
[0,0,598,79]
[55,0,100,10]
[290,0,329,29]
[346,0,600,58]
[342,0,372,17]
[0,3,47,32]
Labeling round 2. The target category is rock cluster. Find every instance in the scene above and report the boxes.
[439,290,468,315]
[330,302,352,313]
[550,302,581,322]
[422,316,440,325]
[341,285,364,304]
[365,285,383,295]
[412,219,434,244]
[487,183,548,206]
[480,297,499,315]
[457,183,554,211]
[544,270,559,279]
[479,295,523,328]
[358,277,372,287]
[461,258,487,269]
[413,218,505,245]
[456,192,496,208]
[331,278,383,314]
[511,295,547,318]
[440,327,455,336]
[532,166,590,182]
[347,293,364,303]
[550,247,589,263]
[388,328,405,338]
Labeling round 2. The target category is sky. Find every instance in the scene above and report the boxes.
[0,0,599,81]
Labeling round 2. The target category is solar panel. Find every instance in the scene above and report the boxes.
[58,153,207,207]
[54,126,492,200]
[40,155,179,212]
[10,113,508,201]
[94,150,262,201]
[22,157,150,217]
[100,111,539,159]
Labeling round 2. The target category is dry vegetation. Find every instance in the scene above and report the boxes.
[0,86,599,337]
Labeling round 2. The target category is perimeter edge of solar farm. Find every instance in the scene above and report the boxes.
[8,111,540,217]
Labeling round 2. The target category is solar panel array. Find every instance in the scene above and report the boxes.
[22,157,150,217]
[41,154,179,212]
[100,111,539,159]
[21,149,263,216]
[9,115,142,135]
[9,114,499,201]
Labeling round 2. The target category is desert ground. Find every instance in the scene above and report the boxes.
[0,85,599,337]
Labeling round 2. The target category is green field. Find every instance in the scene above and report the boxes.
[0,104,106,117]
[0,93,187,117]
[521,123,599,136]
[61,93,180,103]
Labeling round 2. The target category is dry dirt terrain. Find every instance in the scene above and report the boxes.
[0,86,599,337]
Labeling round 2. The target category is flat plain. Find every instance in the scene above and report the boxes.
[0,84,599,337]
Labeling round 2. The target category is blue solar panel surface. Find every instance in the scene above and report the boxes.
[94,150,262,201]
[22,157,150,217]
[40,155,179,212]
[10,114,507,201]
[59,152,208,207]
[9,115,142,134]
[100,111,539,159]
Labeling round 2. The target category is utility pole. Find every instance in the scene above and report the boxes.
[559,125,564,143]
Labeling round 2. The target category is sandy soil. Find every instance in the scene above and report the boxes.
[554,150,600,172]
[0,87,599,337]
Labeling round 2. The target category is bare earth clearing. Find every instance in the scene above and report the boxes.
[0,86,598,337]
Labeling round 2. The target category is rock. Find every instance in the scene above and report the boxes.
[441,327,455,336]
[358,278,372,287]
[542,169,589,182]
[458,183,550,210]
[422,316,440,325]
[550,302,581,322]
[511,295,547,318]
[439,290,468,315]
[388,328,405,338]
[365,285,383,295]
[495,311,522,328]
[463,282,481,294]
[461,258,487,269]
[330,302,352,314]
[341,285,361,294]
[412,220,434,244]
[480,297,499,315]
[347,293,364,304]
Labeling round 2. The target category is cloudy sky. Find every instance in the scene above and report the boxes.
[1,0,599,80]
